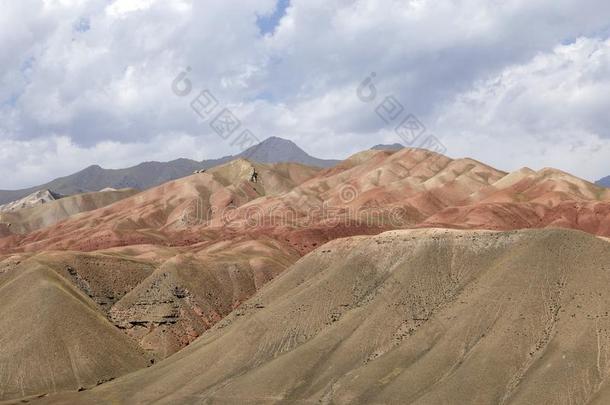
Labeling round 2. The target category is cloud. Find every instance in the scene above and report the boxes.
[1,0,610,188]
[0,133,224,189]
[435,37,610,180]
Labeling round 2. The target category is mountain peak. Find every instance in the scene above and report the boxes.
[371,143,404,151]
[83,164,104,172]
[596,175,610,188]
[0,189,60,213]
[236,137,338,168]
[254,136,301,151]
[0,137,338,206]
[261,136,293,143]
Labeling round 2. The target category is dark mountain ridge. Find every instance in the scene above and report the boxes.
[0,137,339,205]
[597,176,610,188]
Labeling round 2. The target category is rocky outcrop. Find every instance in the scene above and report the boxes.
[0,189,61,212]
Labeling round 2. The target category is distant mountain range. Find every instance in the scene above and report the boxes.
[370,143,404,150]
[0,189,62,213]
[597,176,610,187]
[0,137,339,205]
[4,140,610,403]
[372,143,610,189]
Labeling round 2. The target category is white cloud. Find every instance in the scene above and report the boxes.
[435,37,610,180]
[105,0,159,17]
[0,133,228,189]
[1,0,610,188]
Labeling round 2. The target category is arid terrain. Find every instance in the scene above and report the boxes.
[1,147,610,404]
[28,228,610,405]
[5,0,610,402]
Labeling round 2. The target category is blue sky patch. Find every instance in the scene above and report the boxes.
[74,17,91,33]
[257,0,290,36]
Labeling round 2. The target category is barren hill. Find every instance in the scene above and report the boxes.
[0,235,300,401]
[2,148,610,404]
[0,160,320,252]
[0,256,149,401]
[4,148,610,255]
[36,228,610,404]
[0,188,138,235]
[0,189,61,213]
[0,137,338,206]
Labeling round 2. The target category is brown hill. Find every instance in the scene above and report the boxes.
[2,150,610,404]
[199,149,508,253]
[107,237,298,360]
[0,257,148,401]
[35,228,610,404]
[218,152,610,246]
[0,160,320,252]
[461,167,609,206]
[4,150,610,257]
[0,189,60,213]
[2,235,300,362]
[421,168,610,233]
[0,188,137,235]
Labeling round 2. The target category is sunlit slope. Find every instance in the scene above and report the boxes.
[0,160,319,252]
[40,228,610,404]
[0,188,138,235]
[0,260,148,401]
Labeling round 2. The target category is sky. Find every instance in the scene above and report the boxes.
[1,0,610,189]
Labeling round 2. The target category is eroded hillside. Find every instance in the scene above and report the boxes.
[34,228,610,404]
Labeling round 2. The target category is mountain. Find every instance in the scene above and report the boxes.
[0,159,204,206]
[0,257,149,401]
[36,228,610,404]
[236,136,340,168]
[0,160,320,380]
[0,188,138,235]
[597,175,610,187]
[0,189,62,212]
[5,147,610,255]
[5,147,610,403]
[0,137,339,205]
[0,159,322,253]
[371,143,404,150]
